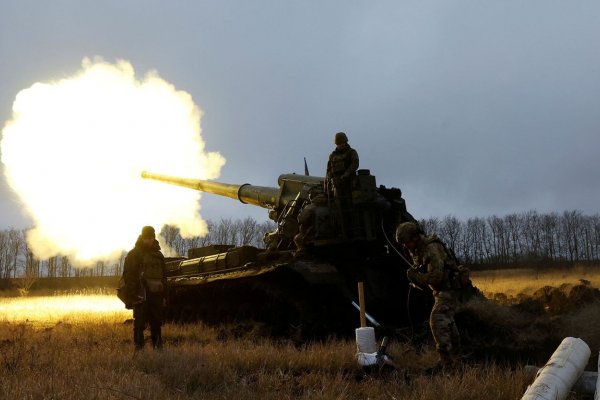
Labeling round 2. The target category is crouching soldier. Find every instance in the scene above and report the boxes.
[294,188,329,257]
[122,226,167,351]
[395,222,473,368]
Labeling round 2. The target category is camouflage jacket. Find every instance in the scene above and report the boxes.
[326,145,359,180]
[408,235,456,291]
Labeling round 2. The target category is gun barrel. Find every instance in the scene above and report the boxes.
[141,171,280,209]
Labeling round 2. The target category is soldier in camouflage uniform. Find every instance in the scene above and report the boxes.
[395,222,463,366]
[122,226,167,351]
[325,132,359,198]
[293,188,329,256]
[326,132,359,237]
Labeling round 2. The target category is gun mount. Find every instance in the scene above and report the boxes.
[142,169,432,337]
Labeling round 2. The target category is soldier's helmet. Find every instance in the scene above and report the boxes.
[334,132,348,145]
[395,222,423,244]
[141,226,156,239]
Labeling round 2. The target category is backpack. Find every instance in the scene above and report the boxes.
[142,252,165,294]
[424,236,471,290]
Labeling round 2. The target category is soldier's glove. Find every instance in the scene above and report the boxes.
[340,172,350,181]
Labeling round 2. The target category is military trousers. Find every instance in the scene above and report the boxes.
[133,294,164,349]
[332,183,353,238]
[430,290,460,361]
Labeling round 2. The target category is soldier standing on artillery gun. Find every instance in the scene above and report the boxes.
[395,222,473,368]
[326,132,359,237]
[122,226,167,351]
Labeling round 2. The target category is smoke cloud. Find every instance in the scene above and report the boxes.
[1,58,225,265]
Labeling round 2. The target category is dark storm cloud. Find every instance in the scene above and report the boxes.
[1,0,599,229]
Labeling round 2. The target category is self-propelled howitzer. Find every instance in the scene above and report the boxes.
[141,169,431,337]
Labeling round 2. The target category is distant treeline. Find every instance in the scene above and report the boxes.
[420,210,600,266]
[0,217,275,280]
[1,210,599,279]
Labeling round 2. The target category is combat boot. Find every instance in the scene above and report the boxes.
[152,336,163,350]
[133,327,145,351]
[151,329,163,350]
[425,352,457,376]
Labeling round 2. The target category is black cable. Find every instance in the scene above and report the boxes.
[380,217,415,342]
[380,217,413,267]
[406,282,414,341]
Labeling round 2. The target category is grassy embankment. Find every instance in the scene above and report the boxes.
[471,265,600,297]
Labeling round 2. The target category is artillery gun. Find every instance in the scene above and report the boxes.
[141,169,432,337]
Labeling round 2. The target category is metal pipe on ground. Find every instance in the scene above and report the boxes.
[521,337,591,400]
[594,357,600,400]
[524,366,596,396]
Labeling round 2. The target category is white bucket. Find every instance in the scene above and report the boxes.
[355,327,377,354]
[522,337,591,400]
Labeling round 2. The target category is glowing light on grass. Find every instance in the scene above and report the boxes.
[1,58,225,265]
[0,295,130,323]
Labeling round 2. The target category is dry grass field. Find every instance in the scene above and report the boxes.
[2,269,599,400]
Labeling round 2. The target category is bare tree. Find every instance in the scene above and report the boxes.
[13,268,37,297]
[235,217,257,246]
[419,217,440,236]
[161,225,181,251]
[440,215,461,253]
[60,256,71,277]
[505,214,523,263]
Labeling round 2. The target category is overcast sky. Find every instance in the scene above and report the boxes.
[1,1,599,230]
